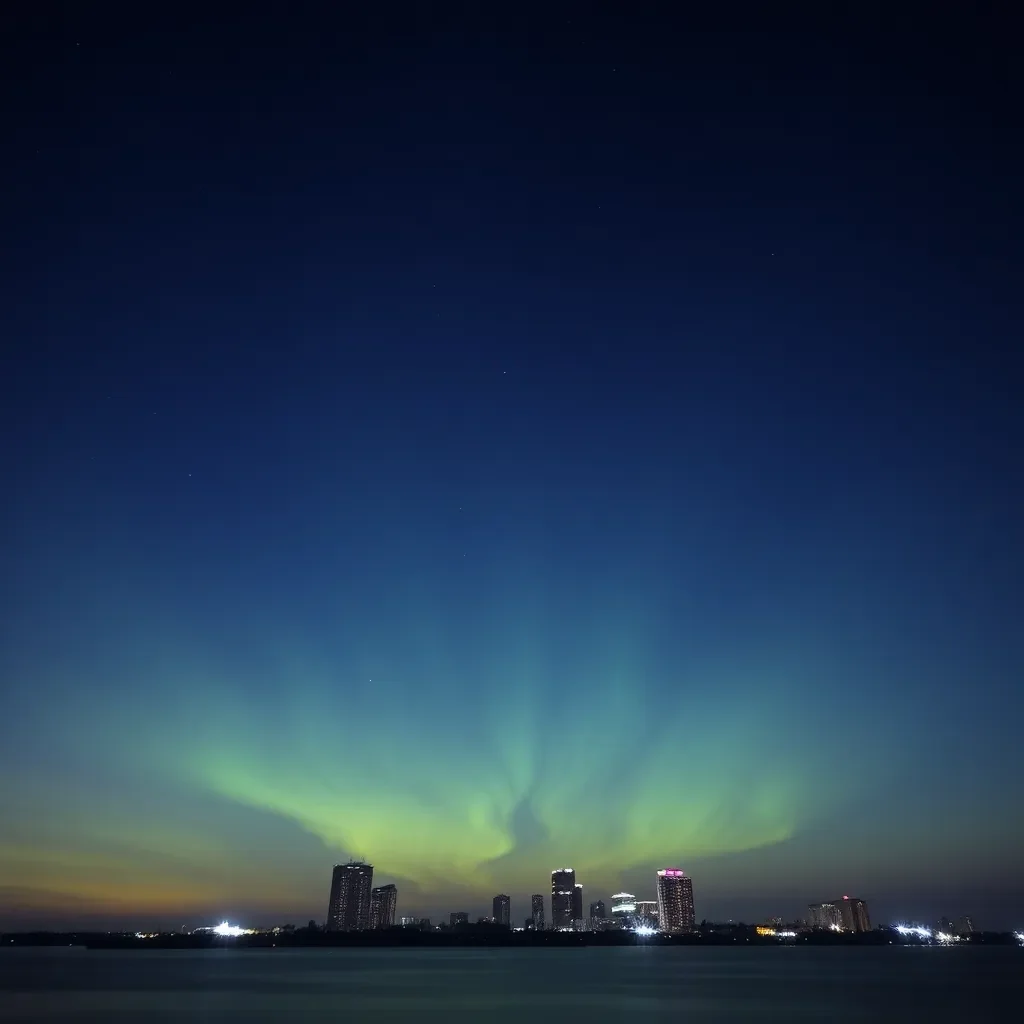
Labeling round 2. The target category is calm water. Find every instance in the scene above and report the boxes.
[0,946,1015,1021]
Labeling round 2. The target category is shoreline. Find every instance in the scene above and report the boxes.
[3,929,1018,950]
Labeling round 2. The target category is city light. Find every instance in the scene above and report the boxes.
[633,925,657,937]
[894,925,931,939]
[1014,932,1024,944]
[212,922,252,937]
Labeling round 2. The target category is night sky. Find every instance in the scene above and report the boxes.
[1,6,1022,931]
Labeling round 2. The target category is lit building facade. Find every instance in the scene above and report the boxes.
[807,898,870,932]
[611,892,636,926]
[326,862,374,931]
[572,883,584,926]
[551,869,575,930]
[369,884,397,929]
[635,900,659,926]
[492,894,511,927]
[656,869,695,932]
[837,897,870,933]
[807,903,842,930]
[531,894,545,930]
[590,900,606,923]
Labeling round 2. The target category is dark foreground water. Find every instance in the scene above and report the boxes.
[0,946,1016,1021]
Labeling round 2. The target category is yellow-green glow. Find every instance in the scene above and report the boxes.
[160,665,821,898]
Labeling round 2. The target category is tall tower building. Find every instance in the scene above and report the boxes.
[531,894,545,930]
[572,883,584,925]
[551,869,575,930]
[807,903,842,930]
[326,862,374,931]
[369,884,397,929]
[837,896,870,933]
[656,869,695,932]
[635,901,659,925]
[611,892,637,926]
[589,900,606,929]
[492,894,511,927]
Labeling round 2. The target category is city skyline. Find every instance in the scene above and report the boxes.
[1,6,1021,934]
[0,848,990,935]
[317,861,899,938]
[253,862,908,939]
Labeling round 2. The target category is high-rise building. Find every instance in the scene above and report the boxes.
[837,896,870,933]
[551,869,575,930]
[955,916,974,936]
[635,900,659,925]
[611,892,636,926]
[807,898,870,932]
[450,912,469,927]
[326,862,374,931]
[572,883,584,926]
[656,869,695,932]
[531,894,545,931]
[368,884,397,929]
[492,894,511,927]
[807,903,842,930]
[590,900,606,920]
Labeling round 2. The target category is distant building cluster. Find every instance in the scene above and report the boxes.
[324,862,698,935]
[324,863,911,941]
[471,867,695,936]
[806,897,871,933]
[325,863,398,932]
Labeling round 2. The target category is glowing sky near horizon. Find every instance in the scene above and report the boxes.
[1,7,1022,931]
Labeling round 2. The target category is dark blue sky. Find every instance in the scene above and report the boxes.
[1,5,1022,930]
